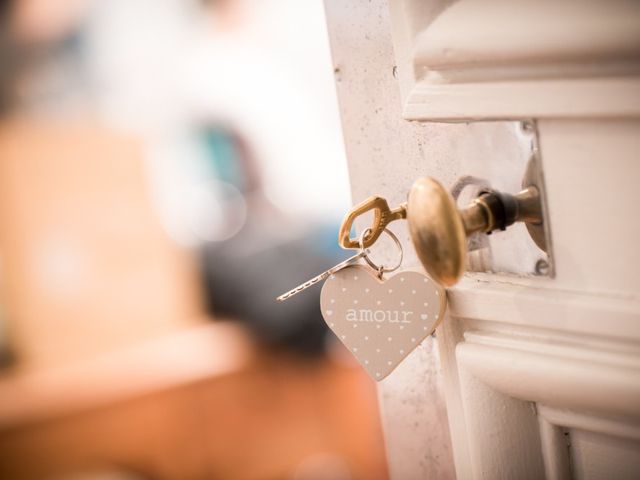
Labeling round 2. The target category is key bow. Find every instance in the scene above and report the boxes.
[339,196,407,249]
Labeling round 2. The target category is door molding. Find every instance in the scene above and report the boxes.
[389,0,640,120]
[451,320,640,479]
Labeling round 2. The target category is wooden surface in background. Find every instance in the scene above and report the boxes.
[0,347,388,480]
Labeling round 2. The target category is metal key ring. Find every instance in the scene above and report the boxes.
[358,227,403,275]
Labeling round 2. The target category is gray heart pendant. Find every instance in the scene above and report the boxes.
[320,265,446,381]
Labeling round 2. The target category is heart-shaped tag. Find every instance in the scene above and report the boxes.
[320,265,445,381]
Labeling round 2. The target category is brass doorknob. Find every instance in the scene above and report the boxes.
[407,177,544,286]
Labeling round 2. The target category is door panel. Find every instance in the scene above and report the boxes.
[323,1,640,479]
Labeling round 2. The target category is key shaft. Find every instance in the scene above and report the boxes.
[276,250,368,302]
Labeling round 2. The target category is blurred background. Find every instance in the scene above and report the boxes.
[0,0,388,478]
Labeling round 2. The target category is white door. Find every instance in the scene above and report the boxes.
[323,1,640,479]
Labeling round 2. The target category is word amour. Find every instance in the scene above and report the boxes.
[346,309,413,324]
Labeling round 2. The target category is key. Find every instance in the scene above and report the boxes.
[276,250,370,302]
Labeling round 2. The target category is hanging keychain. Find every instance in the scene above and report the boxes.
[277,196,446,381]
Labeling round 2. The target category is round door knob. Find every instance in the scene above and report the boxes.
[407,178,467,287]
[407,177,544,287]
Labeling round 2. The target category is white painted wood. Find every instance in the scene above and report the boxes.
[569,429,640,480]
[538,404,640,480]
[538,406,640,444]
[458,338,640,418]
[456,364,546,479]
[404,78,640,121]
[538,415,572,480]
[323,2,457,478]
[388,0,640,120]
[413,2,640,73]
[323,0,640,478]
[450,278,640,342]
[377,340,452,478]
[538,119,640,295]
